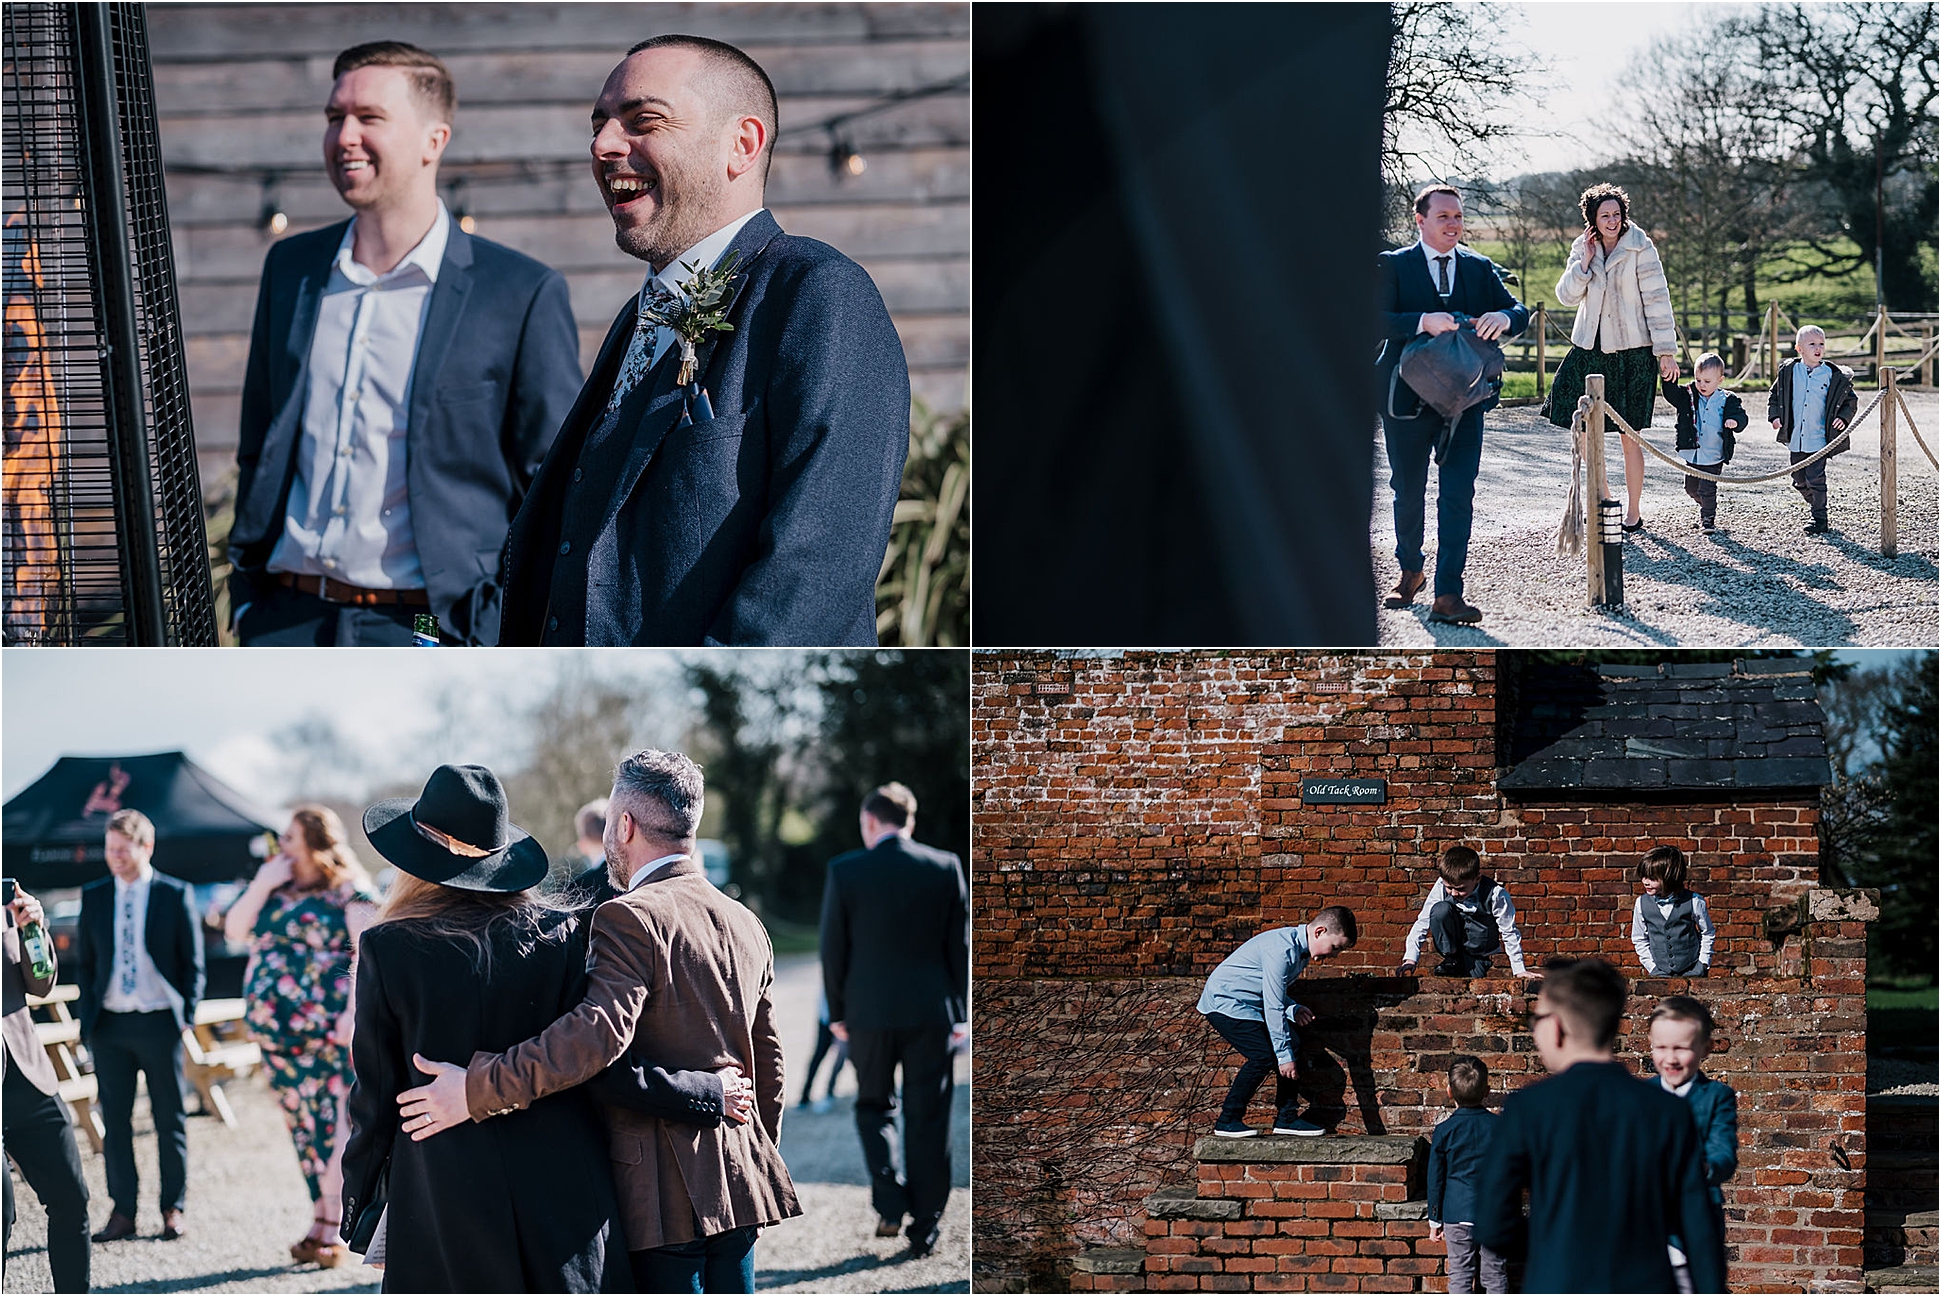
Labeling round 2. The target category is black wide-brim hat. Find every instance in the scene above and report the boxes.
[363,764,549,893]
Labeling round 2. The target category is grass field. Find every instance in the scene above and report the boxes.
[1869,983,1939,1012]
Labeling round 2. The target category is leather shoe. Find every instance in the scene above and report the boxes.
[161,1209,186,1241]
[1427,595,1482,624]
[906,1217,942,1259]
[1383,569,1427,609]
[875,1214,903,1238]
[92,1212,137,1242]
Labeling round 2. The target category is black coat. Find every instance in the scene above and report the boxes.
[1767,360,1858,460]
[819,836,969,1032]
[228,220,582,644]
[1475,1059,1727,1293]
[74,870,204,1039]
[1659,379,1744,462]
[342,910,637,1293]
[499,209,910,646]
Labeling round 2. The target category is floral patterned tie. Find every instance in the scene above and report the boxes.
[118,887,137,996]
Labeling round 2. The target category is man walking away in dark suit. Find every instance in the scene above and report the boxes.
[74,810,205,1244]
[227,42,581,646]
[3,883,91,1290]
[1374,185,1529,626]
[819,783,969,1258]
[1476,958,1726,1293]
[499,36,910,646]
[556,797,618,910]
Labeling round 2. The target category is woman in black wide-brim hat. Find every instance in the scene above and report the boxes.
[338,764,628,1293]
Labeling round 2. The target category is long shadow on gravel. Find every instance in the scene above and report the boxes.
[94,1267,340,1294]
[1620,531,1860,642]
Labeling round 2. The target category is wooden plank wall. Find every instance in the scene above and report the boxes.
[146,3,970,485]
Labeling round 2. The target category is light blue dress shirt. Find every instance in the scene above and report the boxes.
[1197,924,1311,1064]
[1789,360,1833,452]
[1688,389,1730,465]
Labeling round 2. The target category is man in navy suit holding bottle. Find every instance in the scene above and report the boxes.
[1374,185,1528,626]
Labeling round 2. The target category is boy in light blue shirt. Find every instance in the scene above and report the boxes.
[1659,353,1746,534]
[1767,325,1858,535]
[1197,905,1357,1137]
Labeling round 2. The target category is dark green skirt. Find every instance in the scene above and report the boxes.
[1545,344,1659,431]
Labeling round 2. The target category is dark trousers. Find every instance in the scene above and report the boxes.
[849,1025,955,1234]
[91,1009,188,1219]
[800,1022,848,1104]
[1789,451,1828,514]
[237,581,433,646]
[1205,1012,1301,1127]
[1382,404,1485,598]
[630,1225,758,1294]
[1428,902,1497,976]
[3,1065,92,1292]
[1682,465,1720,519]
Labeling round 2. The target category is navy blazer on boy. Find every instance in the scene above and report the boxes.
[1375,244,1529,417]
[1476,1059,1726,1293]
[499,209,910,646]
[1427,1104,1497,1226]
[73,870,205,1040]
[228,221,583,645]
[1678,1069,1739,1210]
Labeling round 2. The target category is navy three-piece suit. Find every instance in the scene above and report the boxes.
[499,209,910,646]
[1374,244,1528,599]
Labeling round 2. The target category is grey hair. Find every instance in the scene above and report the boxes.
[611,749,705,840]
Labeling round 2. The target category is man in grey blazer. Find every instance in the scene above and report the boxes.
[227,41,581,645]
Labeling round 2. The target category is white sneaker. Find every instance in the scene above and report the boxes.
[1271,1120,1324,1136]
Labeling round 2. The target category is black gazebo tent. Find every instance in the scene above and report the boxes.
[3,751,277,889]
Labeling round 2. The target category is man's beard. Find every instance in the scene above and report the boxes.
[605,847,628,893]
[611,164,726,270]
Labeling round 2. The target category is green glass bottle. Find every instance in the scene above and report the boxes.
[21,918,54,981]
[412,612,441,646]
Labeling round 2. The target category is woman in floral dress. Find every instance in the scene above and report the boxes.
[224,806,378,1267]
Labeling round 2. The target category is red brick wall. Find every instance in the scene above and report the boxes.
[973,652,1862,1293]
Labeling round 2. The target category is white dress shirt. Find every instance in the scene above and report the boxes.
[101,865,184,1017]
[269,202,452,589]
[1402,878,1530,975]
[624,853,691,893]
[1419,239,1458,300]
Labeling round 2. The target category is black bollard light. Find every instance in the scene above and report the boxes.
[1597,498,1625,606]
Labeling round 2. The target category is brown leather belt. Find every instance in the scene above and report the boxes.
[275,571,430,609]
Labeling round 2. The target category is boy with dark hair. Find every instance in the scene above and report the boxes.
[1660,353,1745,533]
[1427,1055,1507,1293]
[1400,846,1529,979]
[1476,959,1725,1292]
[1649,996,1739,1294]
[1197,906,1358,1138]
[1630,846,1716,978]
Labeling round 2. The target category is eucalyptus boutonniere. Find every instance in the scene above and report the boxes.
[641,252,741,387]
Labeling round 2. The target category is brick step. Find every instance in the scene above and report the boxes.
[1865,1262,1938,1292]
[1864,1210,1939,1269]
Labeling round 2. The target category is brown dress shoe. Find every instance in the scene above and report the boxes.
[161,1209,187,1241]
[1427,595,1483,624]
[1383,569,1427,609]
[92,1212,137,1242]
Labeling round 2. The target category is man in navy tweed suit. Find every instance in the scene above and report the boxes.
[500,35,910,646]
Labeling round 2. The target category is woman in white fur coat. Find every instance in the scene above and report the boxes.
[1546,183,1680,530]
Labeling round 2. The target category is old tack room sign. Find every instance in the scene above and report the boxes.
[1300,778,1387,805]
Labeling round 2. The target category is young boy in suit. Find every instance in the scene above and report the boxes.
[1399,846,1529,979]
[1649,995,1739,1294]
[1768,324,1858,535]
[1659,353,1745,533]
[1630,845,1716,978]
[1427,1056,1508,1293]
[1197,906,1358,1138]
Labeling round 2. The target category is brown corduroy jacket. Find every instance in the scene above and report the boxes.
[464,855,799,1250]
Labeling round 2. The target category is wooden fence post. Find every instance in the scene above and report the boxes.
[1924,323,1934,388]
[1536,302,1547,399]
[1874,305,1887,385]
[1881,367,1898,558]
[1586,373,1608,606]
[1766,301,1779,381]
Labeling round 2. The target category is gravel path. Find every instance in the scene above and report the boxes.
[3,953,968,1293]
[1371,390,1939,646]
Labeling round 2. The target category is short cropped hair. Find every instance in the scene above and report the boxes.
[627,34,777,180]
[611,749,705,841]
[862,782,918,828]
[1539,957,1627,1050]
[106,808,154,848]
[1796,324,1827,344]
[1579,182,1631,232]
[574,798,608,842]
[1448,1055,1490,1107]
[1437,846,1481,886]
[1638,846,1689,890]
[1650,995,1715,1045]
[333,41,456,126]
[1314,905,1359,946]
[1414,183,1462,216]
[1695,352,1725,375]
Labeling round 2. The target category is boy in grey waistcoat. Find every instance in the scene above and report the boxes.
[1630,845,1716,978]
[1399,846,1529,979]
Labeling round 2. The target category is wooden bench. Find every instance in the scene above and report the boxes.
[182,997,261,1128]
[25,985,103,1152]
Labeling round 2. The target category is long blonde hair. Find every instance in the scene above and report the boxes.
[372,871,567,976]
[287,805,375,894]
